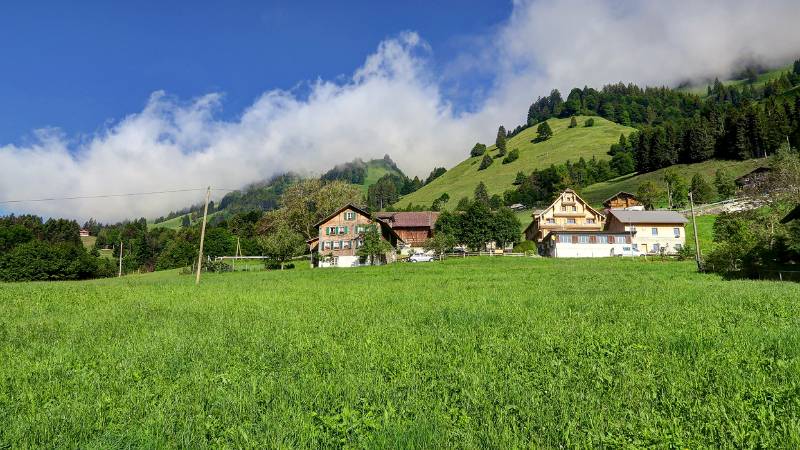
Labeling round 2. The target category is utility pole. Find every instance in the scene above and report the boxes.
[688,191,702,272]
[233,237,241,271]
[195,186,212,285]
[118,241,123,277]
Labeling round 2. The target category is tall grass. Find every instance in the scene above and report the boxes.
[1,258,798,447]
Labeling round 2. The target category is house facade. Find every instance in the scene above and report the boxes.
[375,211,439,252]
[540,231,634,257]
[606,210,688,254]
[523,189,605,243]
[312,204,402,268]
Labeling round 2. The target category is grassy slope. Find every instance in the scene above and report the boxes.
[359,159,402,194]
[399,116,634,208]
[2,258,799,447]
[580,158,766,206]
[679,64,793,96]
[148,211,222,230]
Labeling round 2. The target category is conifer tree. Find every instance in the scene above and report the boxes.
[496,126,507,157]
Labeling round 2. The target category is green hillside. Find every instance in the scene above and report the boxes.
[358,159,403,194]
[148,211,222,230]
[399,116,635,208]
[580,158,766,206]
[680,64,793,96]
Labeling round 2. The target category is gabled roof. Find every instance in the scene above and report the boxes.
[608,209,688,224]
[313,203,371,228]
[377,211,440,228]
[603,191,637,205]
[533,189,605,219]
[780,204,800,224]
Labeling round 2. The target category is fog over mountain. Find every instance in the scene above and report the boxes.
[2,0,799,221]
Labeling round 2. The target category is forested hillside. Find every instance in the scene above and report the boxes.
[400,59,800,211]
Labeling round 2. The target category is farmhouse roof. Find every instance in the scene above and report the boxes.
[377,211,440,228]
[602,191,637,204]
[313,203,371,228]
[608,209,688,224]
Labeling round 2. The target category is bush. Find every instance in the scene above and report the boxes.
[478,155,493,170]
[584,118,595,127]
[512,240,537,254]
[568,116,578,128]
[265,260,295,270]
[205,260,233,273]
[676,244,695,261]
[470,143,487,157]
[502,148,520,164]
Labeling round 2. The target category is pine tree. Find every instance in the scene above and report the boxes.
[478,154,493,170]
[496,126,507,157]
[714,168,737,199]
[690,174,715,204]
[474,182,490,205]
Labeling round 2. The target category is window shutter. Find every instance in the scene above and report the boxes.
[609,236,615,244]
[589,236,596,244]
[571,235,578,244]
[626,236,632,244]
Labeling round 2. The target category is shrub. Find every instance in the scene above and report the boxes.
[568,116,578,128]
[470,143,487,157]
[502,148,520,164]
[478,155,493,170]
[513,240,537,254]
[584,118,595,127]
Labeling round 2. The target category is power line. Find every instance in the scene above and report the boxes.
[0,188,238,205]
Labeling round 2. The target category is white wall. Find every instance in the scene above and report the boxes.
[552,242,630,258]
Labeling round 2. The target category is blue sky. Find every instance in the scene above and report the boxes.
[0,0,508,145]
[2,0,798,221]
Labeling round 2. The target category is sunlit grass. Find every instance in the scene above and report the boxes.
[1,257,798,447]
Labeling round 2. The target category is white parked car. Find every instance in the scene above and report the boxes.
[408,253,435,262]
[614,246,645,257]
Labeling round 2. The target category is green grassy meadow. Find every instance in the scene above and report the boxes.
[2,258,799,447]
[399,116,634,208]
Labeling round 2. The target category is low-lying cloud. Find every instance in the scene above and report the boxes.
[2,0,799,222]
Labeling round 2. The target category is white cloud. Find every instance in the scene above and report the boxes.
[2,1,799,222]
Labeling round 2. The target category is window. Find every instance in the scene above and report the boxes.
[332,241,340,249]
[344,211,356,220]
[579,235,589,244]
[652,243,660,253]
[586,219,595,224]
[561,206,567,212]
[673,227,680,237]
[546,218,555,224]
[356,225,365,233]
[651,227,658,236]
[633,244,639,251]
[572,206,577,212]
[559,234,570,243]
[567,218,576,224]
[674,243,682,251]
[343,240,351,249]
[598,235,608,244]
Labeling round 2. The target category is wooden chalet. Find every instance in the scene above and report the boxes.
[375,211,440,248]
[523,189,605,243]
[311,204,402,268]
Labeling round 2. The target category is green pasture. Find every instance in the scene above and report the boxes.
[1,257,799,447]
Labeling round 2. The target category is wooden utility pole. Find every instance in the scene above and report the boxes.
[688,192,702,272]
[118,241,123,277]
[233,237,241,271]
[195,186,212,285]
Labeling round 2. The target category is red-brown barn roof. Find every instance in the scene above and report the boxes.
[377,211,440,228]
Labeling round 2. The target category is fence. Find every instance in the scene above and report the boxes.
[756,270,800,282]
[442,251,534,258]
